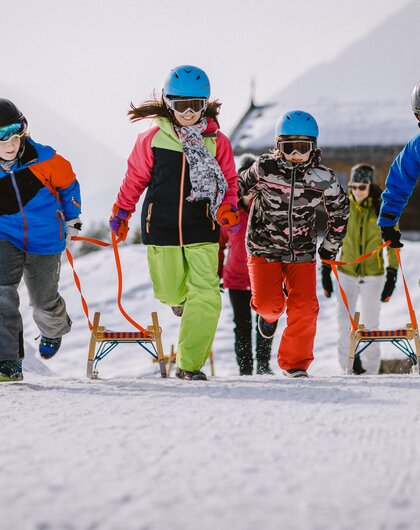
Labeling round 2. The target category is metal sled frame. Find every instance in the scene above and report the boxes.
[87,311,167,379]
[347,311,420,375]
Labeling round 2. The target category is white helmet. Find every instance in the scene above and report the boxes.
[411,81,420,115]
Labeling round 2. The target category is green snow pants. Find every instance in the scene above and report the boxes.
[147,243,221,372]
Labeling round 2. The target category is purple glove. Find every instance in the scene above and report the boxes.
[109,204,131,241]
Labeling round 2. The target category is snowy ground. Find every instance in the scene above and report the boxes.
[1,241,420,530]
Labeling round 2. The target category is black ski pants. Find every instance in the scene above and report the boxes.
[228,289,273,375]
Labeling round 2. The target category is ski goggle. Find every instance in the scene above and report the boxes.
[0,119,28,142]
[164,97,208,115]
[348,184,368,191]
[277,140,314,155]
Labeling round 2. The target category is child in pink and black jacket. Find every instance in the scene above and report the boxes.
[110,65,239,381]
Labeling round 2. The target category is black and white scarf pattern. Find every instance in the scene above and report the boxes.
[175,118,227,221]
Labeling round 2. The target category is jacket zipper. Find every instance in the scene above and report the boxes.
[10,171,28,252]
[288,167,296,262]
[57,210,65,240]
[178,154,186,246]
[71,196,81,208]
[146,203,153,234]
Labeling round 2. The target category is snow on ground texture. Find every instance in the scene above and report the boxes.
[1,241,420,530]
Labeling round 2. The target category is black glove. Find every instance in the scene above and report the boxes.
[318,246,336,261]
[380,226,403,249]
[219,281,225,294]
[381,267,397,302]
[321,264,333,298]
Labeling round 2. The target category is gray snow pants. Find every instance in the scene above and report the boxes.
[0,239,72,361]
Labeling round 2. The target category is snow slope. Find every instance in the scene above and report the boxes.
[1,240,420,530]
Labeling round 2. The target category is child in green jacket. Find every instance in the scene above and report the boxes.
[321,164,398,374]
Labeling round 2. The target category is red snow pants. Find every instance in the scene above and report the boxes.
[247,257,319,371]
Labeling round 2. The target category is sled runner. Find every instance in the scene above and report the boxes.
[87,311,167,379]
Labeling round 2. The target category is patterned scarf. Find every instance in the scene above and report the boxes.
[175,118,227,221]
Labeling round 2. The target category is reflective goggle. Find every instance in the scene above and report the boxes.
[164,97,208,115]
[277,140,314,155]
[348,184,368,191]
[0,119,28,142]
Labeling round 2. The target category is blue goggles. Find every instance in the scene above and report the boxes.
[0,119,28,142]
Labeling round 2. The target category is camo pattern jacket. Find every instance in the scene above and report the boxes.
[238,152,349,263]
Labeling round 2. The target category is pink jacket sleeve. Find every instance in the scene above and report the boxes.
[115,127,157,213]
[216,131,238,208]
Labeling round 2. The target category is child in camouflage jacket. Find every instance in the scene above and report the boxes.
[238,110,349,377]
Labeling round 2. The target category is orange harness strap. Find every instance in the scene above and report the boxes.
[66,233,150,335]
[322,242,391,331]
[395,248,418,330]
[322,242,417,332]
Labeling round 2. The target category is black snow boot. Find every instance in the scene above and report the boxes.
[175,367,208,381]
[256,363,274,375]
[353,356,366,375]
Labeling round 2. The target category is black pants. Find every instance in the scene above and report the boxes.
[228,289,273,375]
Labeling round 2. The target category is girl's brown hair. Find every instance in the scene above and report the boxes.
[128,90,222,125]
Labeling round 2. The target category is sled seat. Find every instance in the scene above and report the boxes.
[359,329,411,338]
[87,311,167,379]
[101,330,150,339]
[347,312,420,375]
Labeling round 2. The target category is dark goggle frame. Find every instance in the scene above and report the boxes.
[164,96,208,115]
[348,184,368,191]
[0,118,28,142]
[277,139,314,155]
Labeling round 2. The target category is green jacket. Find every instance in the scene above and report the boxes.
[338,186,398,277]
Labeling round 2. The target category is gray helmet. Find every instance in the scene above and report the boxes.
[411,81,420,115]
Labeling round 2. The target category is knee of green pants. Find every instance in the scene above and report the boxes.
[147,246,187,306]
[176,286,221,372]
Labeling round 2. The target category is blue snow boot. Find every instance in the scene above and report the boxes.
[0,360,23,382]
[39,336,62,359]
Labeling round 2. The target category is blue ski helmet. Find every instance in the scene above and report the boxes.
[163,65,211,98]
[275,110,319,139]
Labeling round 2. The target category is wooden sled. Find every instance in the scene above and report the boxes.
[152,345,215,377]
[87,311,167,379]
[347,311,420,375]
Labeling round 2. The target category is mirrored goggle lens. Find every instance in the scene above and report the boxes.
[169,98,207,114]
[277,140,313,155]
[0,120,27,142]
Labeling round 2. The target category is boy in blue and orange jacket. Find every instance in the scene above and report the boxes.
[0,98,82,381]
[378,81,420,247]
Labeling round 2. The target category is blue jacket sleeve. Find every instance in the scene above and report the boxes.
[378,134,420,226]
[58,179,82,220]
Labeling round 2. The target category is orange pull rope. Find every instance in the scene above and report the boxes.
[65,247,93,330]
[322,241,418,332]
[66,233,150,336]
[329,263,358,331]
[111,231,150,335]
[395,248,418,330]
